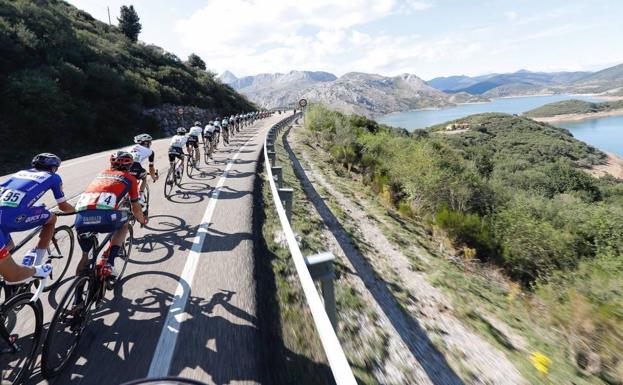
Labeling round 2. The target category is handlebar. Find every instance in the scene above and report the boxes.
[52,211,77,216]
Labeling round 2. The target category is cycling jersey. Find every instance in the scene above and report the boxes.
[0,169,66,209]
[75,169,139,212]
[189,126,203,137]
[169,135,188,149]
[128,144,154,165]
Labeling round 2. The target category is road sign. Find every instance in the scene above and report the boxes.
[298,98,307,108]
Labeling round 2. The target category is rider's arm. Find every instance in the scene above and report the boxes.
[128,177,146,224]
[52,177,75,213]
[0,257,35,283]
[148,151,158,181]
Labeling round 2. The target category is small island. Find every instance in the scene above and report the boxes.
[523,99,623,122]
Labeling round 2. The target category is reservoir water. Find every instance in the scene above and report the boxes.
[378,94,623,157]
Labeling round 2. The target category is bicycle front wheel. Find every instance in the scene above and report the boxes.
[164,167,174,197]
[45,225,75,292]
[41,274,94,378]
[0,292,43,385]
[115,224,133,285]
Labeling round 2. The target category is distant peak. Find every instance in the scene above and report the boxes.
[218,70,238,83]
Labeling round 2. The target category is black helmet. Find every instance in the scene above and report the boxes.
[110,150,134,171]
[32,153,61,172]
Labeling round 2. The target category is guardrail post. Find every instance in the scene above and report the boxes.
[271,166,283,188]
[278,187,293,221]
[267,141,275,153]
[305,251,337,329]
[268,150,276,165]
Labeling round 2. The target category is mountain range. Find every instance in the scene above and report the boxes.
[219,70,487,116]
[219,63,623,116]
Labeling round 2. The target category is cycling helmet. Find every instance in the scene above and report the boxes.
[32,153,61,171]
[177,127,187,135]
[134,133,153,144]
[214,121,221,126]
[194,121,201,126]
[110,150,134,171]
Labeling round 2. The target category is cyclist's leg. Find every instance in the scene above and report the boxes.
[0,231,34,282]
[193,139,200,162]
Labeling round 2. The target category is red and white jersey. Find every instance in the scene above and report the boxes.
[75,169,139,211]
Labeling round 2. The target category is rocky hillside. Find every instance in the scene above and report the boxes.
[220,70,487,116]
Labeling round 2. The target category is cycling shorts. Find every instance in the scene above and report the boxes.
[168,146,184,163]
[129,162,147,180]
[75,209,127,236]
[203,132,213,141]
[187,135,199,148]
[0,206,52,253]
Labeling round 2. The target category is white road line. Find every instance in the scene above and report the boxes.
[147,129,262,378]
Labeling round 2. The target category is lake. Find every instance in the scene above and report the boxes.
[378,94,623,157]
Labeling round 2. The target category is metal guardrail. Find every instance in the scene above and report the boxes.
[263,113,358,385]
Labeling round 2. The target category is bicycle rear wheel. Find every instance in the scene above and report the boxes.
[41,274,94,378]
[203,142,210,164]
[0,292,43,385]
[185,154,194,178]
[44,225,75,292]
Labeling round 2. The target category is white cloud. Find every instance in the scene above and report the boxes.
[174,0,436,76]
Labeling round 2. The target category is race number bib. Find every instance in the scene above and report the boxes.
[75,192,117,211]
[0,189,26,207]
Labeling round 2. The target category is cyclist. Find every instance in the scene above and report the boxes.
[188,121,203,163]
[74,151,147,278]
[168,127,189,182]
[203,121,216,159]
[213,120,222,149]
[0,153,73,282]
[128,133,158,210]
[221,117,230,145]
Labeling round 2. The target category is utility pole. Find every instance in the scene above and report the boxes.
[107,6,112,25]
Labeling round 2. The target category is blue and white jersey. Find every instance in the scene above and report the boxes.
[0,169,66,209]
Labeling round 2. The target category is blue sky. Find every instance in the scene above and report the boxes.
[67,0,623,79]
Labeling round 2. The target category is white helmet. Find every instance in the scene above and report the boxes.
[134,133,153,144]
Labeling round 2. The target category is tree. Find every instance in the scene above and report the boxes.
[187,53,206,70]
[118,5,141,42]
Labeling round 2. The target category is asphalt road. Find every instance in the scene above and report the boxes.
[1,115,283,385]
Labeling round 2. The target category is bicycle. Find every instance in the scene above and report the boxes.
[41,213,134,378]
[0,275,47,385]
[164,153,186,198]
[186,151,196,178]
[2,215,75,295]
